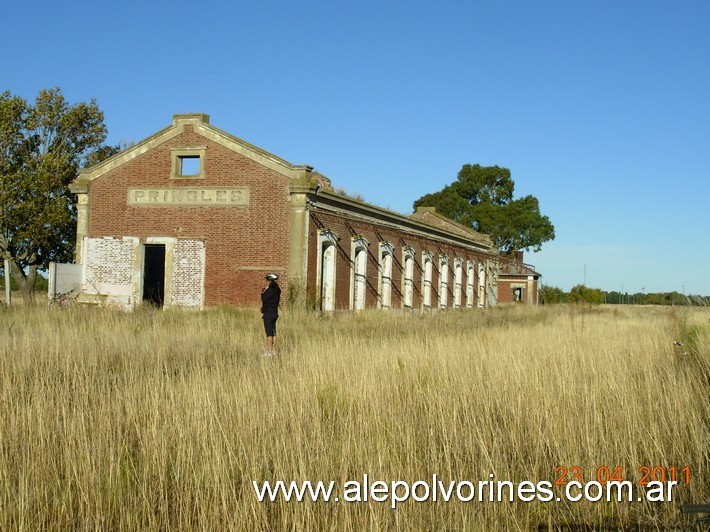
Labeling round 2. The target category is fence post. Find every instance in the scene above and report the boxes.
[48,262,56,304]
[3,259,10,307]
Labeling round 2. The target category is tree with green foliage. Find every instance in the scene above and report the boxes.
[567,285,604,304]
[0,87,118,302]
[539,285,567,304]
[413,164,555,252]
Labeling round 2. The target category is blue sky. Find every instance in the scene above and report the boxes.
[3,1,708,294]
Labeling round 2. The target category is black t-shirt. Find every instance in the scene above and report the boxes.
[261,283,281,315]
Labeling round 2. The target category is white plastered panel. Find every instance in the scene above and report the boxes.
[172,240,205,309]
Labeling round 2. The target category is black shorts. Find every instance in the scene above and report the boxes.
[263,314,278,337]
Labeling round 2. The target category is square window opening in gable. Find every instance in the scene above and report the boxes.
[179,155,201,177]
[171,147,207,179]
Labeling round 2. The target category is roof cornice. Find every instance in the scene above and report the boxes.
[302,189,499,255]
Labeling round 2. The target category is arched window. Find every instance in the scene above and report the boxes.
[317,230,339,312]
[478,261,486,308]
[487,260,498,307]
[439,255,449,309]
[351,236,369,311]
[422,252,433,309]
[378,242,394,309]
[453,258,463,309]
[465,260,475,308]
[402,247,415,309]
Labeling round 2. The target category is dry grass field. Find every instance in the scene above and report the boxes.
[1,303,708,530]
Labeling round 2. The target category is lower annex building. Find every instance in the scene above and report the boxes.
[65,114,540,311]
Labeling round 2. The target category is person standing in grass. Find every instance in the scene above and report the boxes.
[261,273,281,356]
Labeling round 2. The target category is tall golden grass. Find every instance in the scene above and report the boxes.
[1,303,708,529]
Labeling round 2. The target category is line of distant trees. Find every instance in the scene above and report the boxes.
[540,285,709,306]
[6,274,706,306]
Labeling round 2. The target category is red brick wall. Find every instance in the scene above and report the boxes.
[498,278,539,304]
[87,125,292,307]
[498,280,515,304]
[307,211,490,310]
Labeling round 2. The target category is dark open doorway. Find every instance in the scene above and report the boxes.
[143,244,166,307]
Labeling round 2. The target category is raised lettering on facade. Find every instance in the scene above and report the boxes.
[128,187,249,206]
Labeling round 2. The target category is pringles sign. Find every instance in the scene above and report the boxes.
[128,187,249,207]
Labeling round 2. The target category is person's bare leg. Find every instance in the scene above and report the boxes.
[265,336,276,355]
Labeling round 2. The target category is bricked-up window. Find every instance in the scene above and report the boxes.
[351,236,369,311]
[487,261,498,306]
[438,255,449,309]
[317,230,339,312]
[171,147,206,179]
[321,244,337,311]
[466,260,475,308]
[378,242,394,309]
[422,252,433,309]
[402,247,415,309]
[478,261,486,308]
[453,258,463,308]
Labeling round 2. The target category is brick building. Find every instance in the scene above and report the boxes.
[67,114,536,310]
[497,252,541,304]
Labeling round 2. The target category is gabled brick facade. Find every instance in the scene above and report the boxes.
[68,114,533,311]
